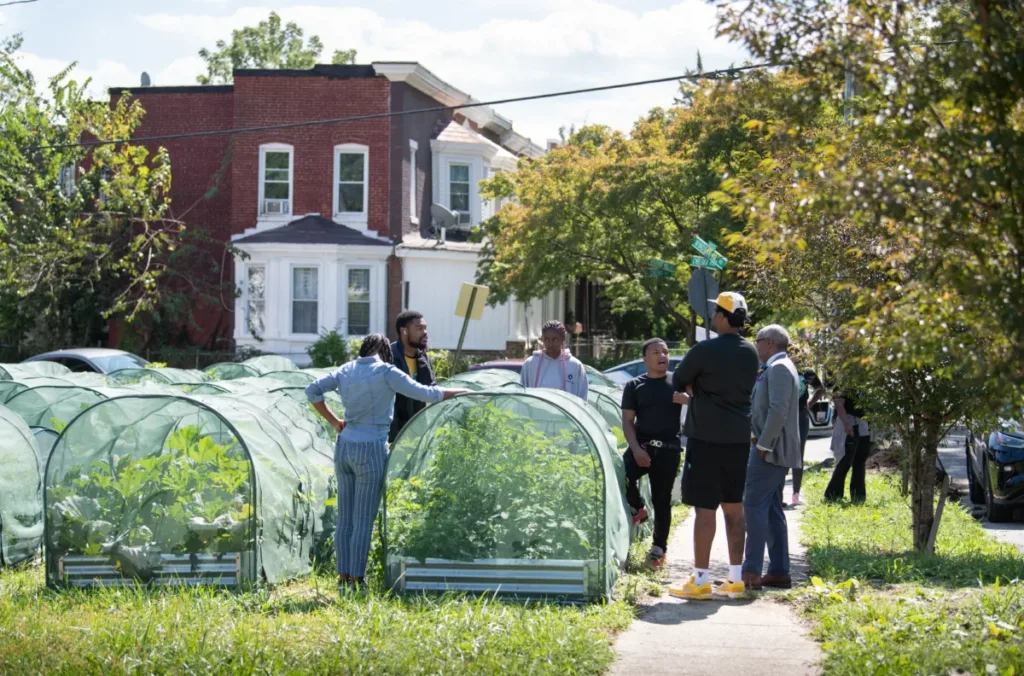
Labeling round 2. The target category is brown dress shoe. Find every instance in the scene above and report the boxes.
[761,574,793,589]
[742,572,763,590]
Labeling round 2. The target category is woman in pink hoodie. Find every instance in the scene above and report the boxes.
[519,320,589,400]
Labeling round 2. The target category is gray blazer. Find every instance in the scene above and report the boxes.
[751,353,802,469]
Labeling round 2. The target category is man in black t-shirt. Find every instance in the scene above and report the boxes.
[669,292,760,600]
[621,337,689,569]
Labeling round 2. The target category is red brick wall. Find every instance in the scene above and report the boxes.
[229,74,392,239]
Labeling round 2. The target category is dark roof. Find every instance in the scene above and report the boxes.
[234,64,378,79]
[233,215,393,246]
[109,85,234,96]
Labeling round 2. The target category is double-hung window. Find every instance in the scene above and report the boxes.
[409,140,419,224]
[246,265,266,337]
[259,144,292,217]
[347,268,371,336]
[449,164,471,214]
[291,267,318,335]
[334,144,368,224]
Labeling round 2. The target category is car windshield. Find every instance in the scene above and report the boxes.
[91,353,148,372]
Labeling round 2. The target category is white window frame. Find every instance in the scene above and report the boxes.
[258,143,293,221]
[245,264,267,338]
[448,162,472,218]
[345,266,373,337]
[409,140,419,225]
[289,264,321,337]
[333,143,369,228]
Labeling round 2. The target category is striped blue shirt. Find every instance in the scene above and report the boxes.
[306,356,445,443]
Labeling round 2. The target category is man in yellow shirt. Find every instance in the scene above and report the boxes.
[389,311,437,442]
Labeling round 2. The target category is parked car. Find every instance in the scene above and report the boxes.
[469,360,622,390]
[23,348,149,374]
[602,357,685,386]
[808,398,834,437]
[966,416,1024,522]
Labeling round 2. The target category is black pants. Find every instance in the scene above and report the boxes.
[824,432,872,503]
[623,444,681,551]
[792,408,810,495]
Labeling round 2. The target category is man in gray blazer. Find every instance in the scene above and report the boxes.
[743,324,802,590]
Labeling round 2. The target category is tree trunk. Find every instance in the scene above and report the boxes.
[909,419,942,552]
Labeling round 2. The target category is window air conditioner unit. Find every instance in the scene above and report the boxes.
[449,210,473,230]
[262,199,291,216]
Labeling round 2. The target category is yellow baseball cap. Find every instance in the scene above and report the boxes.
[710,292,748,315]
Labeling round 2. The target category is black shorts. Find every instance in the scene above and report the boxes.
[680,438,750,509]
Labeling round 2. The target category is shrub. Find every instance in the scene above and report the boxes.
[306,331,351,368]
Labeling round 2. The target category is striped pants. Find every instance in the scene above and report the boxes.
[334,438,388,578]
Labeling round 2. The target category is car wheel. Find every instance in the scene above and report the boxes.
[984,458,1014,523]
[966,443,985,504]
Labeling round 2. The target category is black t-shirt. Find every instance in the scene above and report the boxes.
[621,374,682,443]
[672,333,760,444]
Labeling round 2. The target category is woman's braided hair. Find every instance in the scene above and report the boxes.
[359,333,394,364]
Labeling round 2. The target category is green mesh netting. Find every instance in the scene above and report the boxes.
[301,368,334,380]
[172,383,231,395]
[5,385,135,432]
[200,377,290,394]
[242,355,298,374]
[260,371,316,387]
[0,377,75,405]
[31,427,59,465]
[585,365,622,391]
[440,368,525,392]
[385,390,630,600]
[587,384,625,433]
[0,404,44,566]
[271,388,345,445]
[45,393,325,586]
[108,368,208,385]
[0,362,71,380]
[204,363,261,380]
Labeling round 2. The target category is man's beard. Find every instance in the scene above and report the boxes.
[409,336,428,350]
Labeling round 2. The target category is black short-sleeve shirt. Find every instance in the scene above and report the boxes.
[621,374,682,443]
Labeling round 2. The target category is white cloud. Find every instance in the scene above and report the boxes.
[123,1,746,142]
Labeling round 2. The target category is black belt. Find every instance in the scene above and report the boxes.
[641,439,682,452]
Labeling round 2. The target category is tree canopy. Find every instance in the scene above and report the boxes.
[197,11,357,85]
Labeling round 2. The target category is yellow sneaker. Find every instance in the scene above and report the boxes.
[668,575,713,600]
[713,579,747,600]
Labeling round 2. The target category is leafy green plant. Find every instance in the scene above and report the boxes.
[306,331,352,368]
[48,426,254,573]
[386,405,602,563]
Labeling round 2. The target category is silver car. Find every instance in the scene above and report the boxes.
[24,348,149,374]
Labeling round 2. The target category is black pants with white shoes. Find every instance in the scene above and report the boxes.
[624,441,682,552]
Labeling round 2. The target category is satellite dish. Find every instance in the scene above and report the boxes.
[430,203,458,229]
[140,72,151,87]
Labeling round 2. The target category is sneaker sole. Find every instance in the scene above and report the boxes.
[712,589,747,600]
[669,590,713,600]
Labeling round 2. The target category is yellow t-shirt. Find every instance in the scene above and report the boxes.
[405,355,418,379]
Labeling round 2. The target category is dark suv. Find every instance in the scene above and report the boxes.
[966,416,1024,522]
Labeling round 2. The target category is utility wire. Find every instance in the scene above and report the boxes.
[28,61,776,152]
[0,0,39,7]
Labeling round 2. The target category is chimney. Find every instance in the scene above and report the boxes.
[140,72,151,87]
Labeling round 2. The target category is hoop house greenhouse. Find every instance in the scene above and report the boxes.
[260,371,315,387]
[45,394,327,588]
[5,385,134,432]
[587,384,625,433]
[108,368,208,385]
[0,377,73,404]
[384,390,630,601]
[0,362,71,380]
[0,405,44,567]
[204,363,260,380]
[243,355,298,373]
[439,369,525,392]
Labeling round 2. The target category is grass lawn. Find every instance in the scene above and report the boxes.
[796,470,1024,675]
[0,506,689,675]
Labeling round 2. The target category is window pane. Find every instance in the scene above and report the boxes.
[264,182,290,199]
[247,267,266,300]
[293,267,318,301]
[450,164,469,183]
[348,303,370,336]
[265,152,289,169]
[451,188,470,212]
[338,184,364,213]
[292,301,318,334]
[338,153,365,182]
[348,269,370,302]
[247,267,266,335]
[265,169,289,181]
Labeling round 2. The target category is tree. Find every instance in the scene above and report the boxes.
[197,11,357,84]
[0,36,237,356]
[475,73,803,340]
[714,0,1024,551]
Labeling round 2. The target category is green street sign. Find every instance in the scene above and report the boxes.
[709,249,728,264]
[690,255,727,270]
[691,236,717,257]
[647,268,674,278]
[647,258,677,272]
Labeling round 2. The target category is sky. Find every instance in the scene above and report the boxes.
[1,0,749,145]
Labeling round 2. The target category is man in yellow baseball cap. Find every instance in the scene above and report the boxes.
[669,292,760,600]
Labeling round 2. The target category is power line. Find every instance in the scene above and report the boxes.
[0,0,39,7]
[27,62,775,152]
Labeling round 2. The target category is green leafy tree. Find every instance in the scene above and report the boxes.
[715,0,1024,551]
[475,73,804,340]
[197,11,357,84]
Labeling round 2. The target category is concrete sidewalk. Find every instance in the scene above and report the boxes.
[610,458,823,676]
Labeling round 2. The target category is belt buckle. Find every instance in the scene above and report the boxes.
[648,439,664,448]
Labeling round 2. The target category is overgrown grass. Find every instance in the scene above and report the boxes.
[0,506,689,674]
[796,470,1024,675]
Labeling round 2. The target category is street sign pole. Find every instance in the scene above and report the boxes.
[453,286,478,367]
